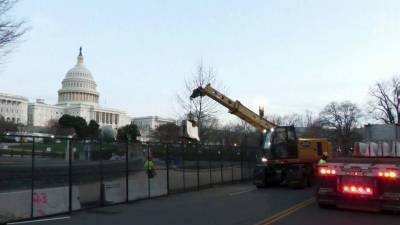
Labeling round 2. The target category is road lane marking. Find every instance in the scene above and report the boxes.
[229,188,256,196]
[7,216,70,224]
[254,197,315,225]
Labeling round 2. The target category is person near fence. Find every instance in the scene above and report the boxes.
[144,156,156,178]
[318,152,328,164]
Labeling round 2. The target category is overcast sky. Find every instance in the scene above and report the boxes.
[1,0,400,122]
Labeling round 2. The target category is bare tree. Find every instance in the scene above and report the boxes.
[176,63,223,140]
[234,119,259,146]
[320,101,362,153]
[236,118,253,135]
[0,0,26,58]
[304,110,314,127]
[369,77,400,124]
[266,113,303,126]
[151,122,180,143]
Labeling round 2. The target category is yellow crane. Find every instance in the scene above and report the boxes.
[191,84,275,132]
[191,84,332,188]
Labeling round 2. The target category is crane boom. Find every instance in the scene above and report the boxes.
[190,84,276,132]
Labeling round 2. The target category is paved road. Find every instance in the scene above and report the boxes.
[274,202,399,225]
[29,183,397,225]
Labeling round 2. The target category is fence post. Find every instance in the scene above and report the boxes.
[395,125,398,156]
[99,140,104,206]
[166,144,170,195]
[196,144,200,190]
[147,143,150,198]
[30,136,35,219]
[220,147,223,185]
[209,146,212,186]
[68,139,73,214]
[231,147,234,184]
[125,140,129,203]
[240,147,244,182]
[182,142,186,192]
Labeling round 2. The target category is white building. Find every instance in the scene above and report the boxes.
[0,92,29,124]
[132,116,176,142]
[28,48,131,128]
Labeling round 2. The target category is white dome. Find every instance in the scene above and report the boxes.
[57,47,100,105]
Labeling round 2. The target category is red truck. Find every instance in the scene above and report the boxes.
[316,124,400,212]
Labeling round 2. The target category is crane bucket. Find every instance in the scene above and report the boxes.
[190,87,205,99]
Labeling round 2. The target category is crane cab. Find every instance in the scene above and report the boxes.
[261,126,298,160]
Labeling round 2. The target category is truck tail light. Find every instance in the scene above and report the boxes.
[378,170,397,179]
[342,185,373,195]
[319,167,336,176]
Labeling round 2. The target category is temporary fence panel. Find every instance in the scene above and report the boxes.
[210,145,222,185]
[183,143,199,190]
[0,136,34,223]
[101,142,127,205]
[167,144,184,193]
[222,146,234,184]
[70,140,101,208]
[198,145,211,188]
[33,137,73,217]
[128,143,148,201]
[148,143,168,198]
[232,147,242,182]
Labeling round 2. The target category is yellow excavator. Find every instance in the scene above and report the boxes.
[190,84,332,188]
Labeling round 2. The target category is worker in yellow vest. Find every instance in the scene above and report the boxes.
[144,156,156,178]
[319,152,328,164]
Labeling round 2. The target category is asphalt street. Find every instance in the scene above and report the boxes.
[18,183,398,225]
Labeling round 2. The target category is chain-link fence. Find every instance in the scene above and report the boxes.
[0,135,258,224]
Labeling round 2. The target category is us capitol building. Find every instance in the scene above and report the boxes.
[23,48,131,128]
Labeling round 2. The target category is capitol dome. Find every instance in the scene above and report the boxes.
[58,47,99,105]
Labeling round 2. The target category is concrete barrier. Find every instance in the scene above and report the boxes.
[102,171,168,203]
[104,180,126,204]
[0,186,80,223]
